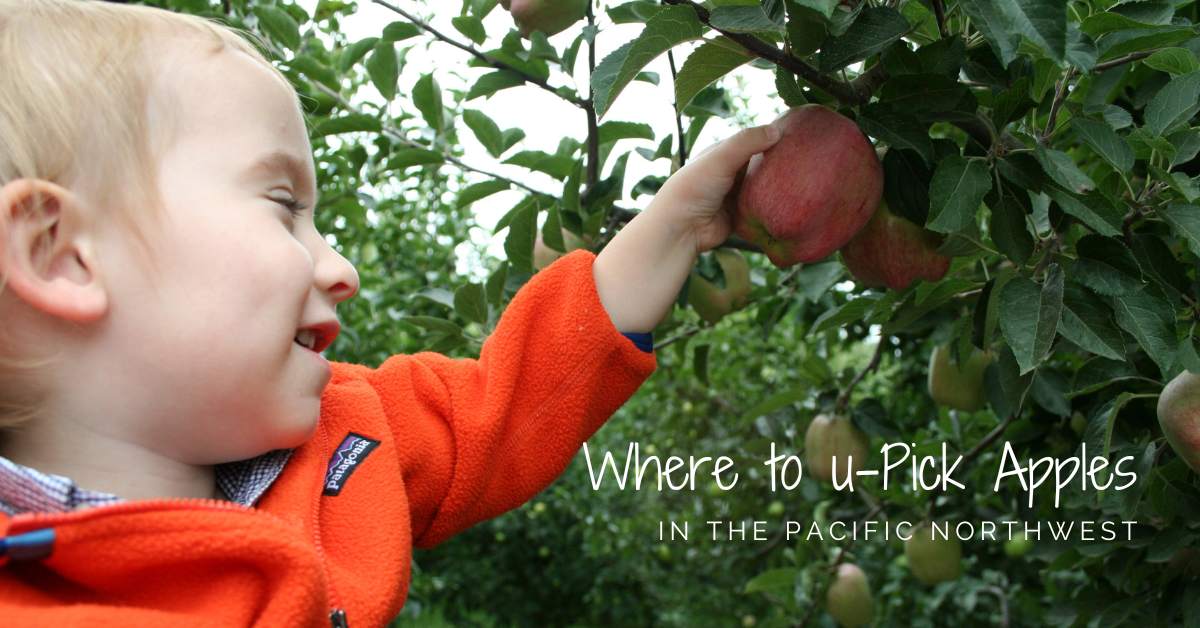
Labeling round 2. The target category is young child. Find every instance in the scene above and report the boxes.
[0,1,781,624]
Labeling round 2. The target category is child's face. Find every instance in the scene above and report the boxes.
[96,42,360,464]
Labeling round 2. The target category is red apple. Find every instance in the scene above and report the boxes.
[1157,370,1200,473]
[840,201,950,290]
[734,105,883,268]
[507,0,588,38]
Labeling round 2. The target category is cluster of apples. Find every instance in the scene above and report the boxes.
[680,105,950,325]
[500,0,588,38]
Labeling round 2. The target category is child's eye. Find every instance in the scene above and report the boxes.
[272,196,306,216]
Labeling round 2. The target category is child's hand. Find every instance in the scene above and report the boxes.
[648,123,783,254]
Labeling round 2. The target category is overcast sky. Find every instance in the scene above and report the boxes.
[295,0,782,277]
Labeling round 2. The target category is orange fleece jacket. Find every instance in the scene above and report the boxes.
[0,250,657,627]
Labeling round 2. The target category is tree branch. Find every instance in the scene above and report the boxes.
[1093,50,1155,73]
[308,80,547,196]
[835,337,887,413]
[931,0,949,39]
[1041,67,1076,142]
[585,2,600,189]
[667,48,689,167]
[661,0,865,105]
[370,0,586,108]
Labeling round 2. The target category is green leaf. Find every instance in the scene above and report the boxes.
[607,0,662,24]
[985,345,1035,418]
[1045,188,1122,236]
[310,113,381,137]
[454,282,489,325]
[338,37,379,72]
[674,37,753,114]
[456,180,511,209]
[811,297,880,335]
[1112,286,1177,378]
[784,2,828,57]
[1144,48,1200,76]
[503,200,538,272]
[381,21,420,42]
[1080,6,1173,37]
[1072,118,1134,173]
[927,156,991,234]
[1060,282,1126,361]
[504,150,576,180]
[451,15,487,45]
[413,74,444,135]
[467,71,525,100]
[598,121,655,145]
[708,5,784,34]
[462,110,505,157]
[1035,145,1094,193]
[1072,235,1145,296]
[817,7,909,73]
[1098,26,1196,62]
[998,265,1064,375]
[989,186,1034,264]
[485,262,509,306]
[744,568,799,594]
[400,315,463,336]
[857,104,933,164]
[1146,71,1200,136]
[386,147,443,171]
[959,0,1066,66]
[792,0,837,20]
[591,5,706,117]
[253,6,301,51]
[365,41,398,101]
[1158,204,1200,257]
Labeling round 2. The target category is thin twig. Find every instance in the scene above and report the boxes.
[308,81,546,196]
[1041,67,1076,142]
[370,0,586,108]
[656,325,706,349]
[584,0,600,189]
[931,0,949,39]
[1093,50,1155,73]
[667,49,688,167]
[661,0,864,104]
[835,337,887,413]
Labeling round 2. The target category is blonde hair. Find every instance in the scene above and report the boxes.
[0,0,296,428]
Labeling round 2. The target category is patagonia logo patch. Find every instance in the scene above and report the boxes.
[323,432,380,496]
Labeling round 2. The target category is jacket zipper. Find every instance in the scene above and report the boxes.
[5,495,351,626]
[311,423,348,628]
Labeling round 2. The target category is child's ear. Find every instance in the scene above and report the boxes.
[0,178,107,324]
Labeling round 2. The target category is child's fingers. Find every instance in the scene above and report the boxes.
[689,123,782,178]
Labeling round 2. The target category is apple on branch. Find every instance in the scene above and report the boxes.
[826,563,874,628]
[733,105,883,268]
[927,344,994,412]
[840,201,951,291]
[1157,369,1200,474]
[686,249,751,324]
[905,522,962,585]
[804,413,870,484]
[502,0,588,38]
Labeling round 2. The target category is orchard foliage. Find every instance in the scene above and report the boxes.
[150,0,1200,625]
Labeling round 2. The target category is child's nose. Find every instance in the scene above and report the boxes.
[317,245,359,304]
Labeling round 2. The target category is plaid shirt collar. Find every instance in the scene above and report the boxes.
[0,449,293,516]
